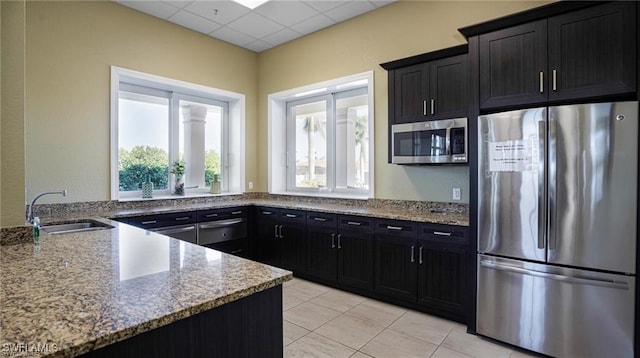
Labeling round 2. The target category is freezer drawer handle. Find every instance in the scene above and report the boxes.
[479,260,630,290]
[199,218,246,229]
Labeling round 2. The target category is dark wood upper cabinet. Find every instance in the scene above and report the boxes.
[479,2,636,110]
[392,63,429,124]
[429,54,469,120]
[547,1,636,101]
[390,55,469,124]
[383,45,469,125]
[479,20,547,109]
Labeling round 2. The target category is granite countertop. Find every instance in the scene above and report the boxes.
[0,219,292,357]
[104,199,469,227]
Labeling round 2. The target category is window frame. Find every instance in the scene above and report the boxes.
[110,66,245,201]
[268,71,374,199]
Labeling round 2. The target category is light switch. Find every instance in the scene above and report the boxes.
[248,181,254,190]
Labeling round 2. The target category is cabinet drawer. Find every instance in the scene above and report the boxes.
[307,212,337,228]
[420,223,468,248]
[279,209,306,223]
[128,211,197,229]
[256,207,278,219]
[198,207,247,222]
[338,215,374,233]
[374,219,418,238]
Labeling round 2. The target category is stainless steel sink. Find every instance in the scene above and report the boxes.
[41,220,114,235]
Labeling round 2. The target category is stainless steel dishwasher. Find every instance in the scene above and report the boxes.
[197,209,248,256]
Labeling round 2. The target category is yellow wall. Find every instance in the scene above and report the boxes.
[257,0,551,202]
[1,1,27,227]
[2,1,553,226]
[25,1,258,205]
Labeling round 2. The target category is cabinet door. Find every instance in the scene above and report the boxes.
[417,239,467,320]
[374,228,418,301]
[392,64,429,124]
[307,226,338,282]
[280,210,307,273]
[429,54,468,120]
[548,2,636,101]
[479,20,547,109]
[417,225,468,322]
[281,223,307,273]
[255,208,281,267]
[337,229,374,291]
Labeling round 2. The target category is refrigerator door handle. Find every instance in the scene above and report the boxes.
[537,120,547,249]
[479,259,630,290]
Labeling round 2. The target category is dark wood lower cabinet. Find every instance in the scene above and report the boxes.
[83,285,283,358]
[372,219,468,322]
[374,233,418,301]
[306,224,338,281]
[417,239,467,321]
[253,208,469,324]
[336,228,374,291]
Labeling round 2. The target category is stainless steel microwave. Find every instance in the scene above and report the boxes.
[391,118,468,164]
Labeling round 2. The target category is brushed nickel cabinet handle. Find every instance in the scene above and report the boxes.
[539,71,544,93]
[331,233,336,249]
[423,100,427,116]
[386,225,403,231]
[430,98,435,115]
[410,245,415,263]
[419,246,423,264]
[552,69,557,91]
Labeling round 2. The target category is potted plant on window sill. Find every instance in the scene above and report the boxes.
[171,160,186,196]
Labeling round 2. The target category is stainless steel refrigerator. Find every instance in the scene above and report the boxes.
[477,102,638,357]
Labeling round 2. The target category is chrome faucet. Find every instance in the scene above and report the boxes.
[27,190,67,223]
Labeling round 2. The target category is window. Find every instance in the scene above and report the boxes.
[269,72,374,198]
[110,67,245,200]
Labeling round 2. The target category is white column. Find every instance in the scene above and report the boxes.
[182,105,207,188]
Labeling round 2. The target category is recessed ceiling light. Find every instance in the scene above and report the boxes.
[232,0,270,10]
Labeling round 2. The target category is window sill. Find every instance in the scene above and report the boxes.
[117,192,244,202]
[270,190,370,201]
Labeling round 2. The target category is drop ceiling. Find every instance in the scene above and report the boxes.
[115,0,395,53]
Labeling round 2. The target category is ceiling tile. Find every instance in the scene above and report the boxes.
[117,0,179,19]
[324,1,375,22]
[303,1,348,13]
[185,1,250,24]
[244,40,273,52]
[262,28,303,46]
[370,0,395,8]
[211,26,256,46]
[162,0,191,10]
[289,13,335,34]
[169,10,223,34]
[227,12,285,38]
[112,0,396,52]
[255,1,319,27]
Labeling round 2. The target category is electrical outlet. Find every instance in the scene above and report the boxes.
[248,181,254,190]
[452,188,461,201]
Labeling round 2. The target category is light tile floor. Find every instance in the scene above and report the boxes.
[283,278,542,358]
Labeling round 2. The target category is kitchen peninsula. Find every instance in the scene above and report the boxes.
[0,219,291,357]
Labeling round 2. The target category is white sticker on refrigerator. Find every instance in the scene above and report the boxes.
[488,137,538,172]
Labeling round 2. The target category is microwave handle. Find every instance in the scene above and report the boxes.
[445,127,451,155]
